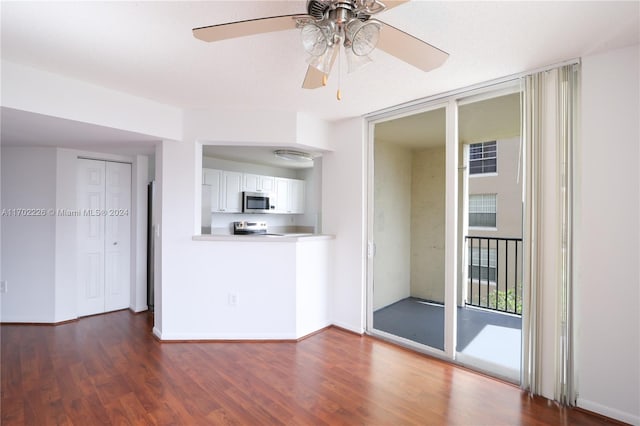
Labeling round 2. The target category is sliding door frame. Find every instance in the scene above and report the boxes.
[365,78,524,364]
[365,99,452,359]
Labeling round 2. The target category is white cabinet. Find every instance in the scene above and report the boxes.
[274,178,289,214]
[289,179,305,214]
[243,174,275,193]
[203,168,304,214]
[203,168,242,213]
[274,177,305,214]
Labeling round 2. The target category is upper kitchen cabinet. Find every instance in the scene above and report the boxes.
[243,174,275,193]
[274,177,305,214]
[203,168,242,213]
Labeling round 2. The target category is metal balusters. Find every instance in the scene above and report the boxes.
[465,236,523,316]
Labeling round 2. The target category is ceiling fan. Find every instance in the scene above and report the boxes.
[192,0,448,99]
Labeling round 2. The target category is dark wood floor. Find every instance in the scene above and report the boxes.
[2,310,618,425]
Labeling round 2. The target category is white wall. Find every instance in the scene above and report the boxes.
[296,239,332,337]
[1,61,182,141]
[54,148,80,322]
[153,144,164,333]
[296,112,333,151]
[299,159,323,230]
[576,44,640,424]
[131,155,150,313]
[184,108,297,145]
[323,118,367,333]
[1,147,57,322]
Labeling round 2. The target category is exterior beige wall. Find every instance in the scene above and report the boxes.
[468,136,522,239]
[372,140,412,310]
[410,146,446,303]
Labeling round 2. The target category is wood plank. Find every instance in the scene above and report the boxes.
[0,310,624,425]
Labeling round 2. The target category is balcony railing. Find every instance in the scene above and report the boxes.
[465,236,523,316]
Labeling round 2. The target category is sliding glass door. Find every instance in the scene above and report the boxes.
[367,83,525,383]
[368,105,447,354]
[455,88,524,383]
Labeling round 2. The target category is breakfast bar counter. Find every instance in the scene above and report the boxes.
[192,233,334,242]
[156,228,334,341]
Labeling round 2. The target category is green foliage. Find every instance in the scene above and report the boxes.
[486,288,522,314]
[470,282,523,314]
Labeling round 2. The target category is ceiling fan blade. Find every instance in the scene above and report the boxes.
[376,21,449,72]
[383,0,412,12]
[193,14,310,42]
[302,66,326,89]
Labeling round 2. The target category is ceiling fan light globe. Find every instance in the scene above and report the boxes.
[307,43,337,74]
[347,19,381,56]
[346,49,373,73]
[301,23,328,56]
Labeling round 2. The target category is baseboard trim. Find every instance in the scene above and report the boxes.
[151,325,338,343]
[157,338,299,343]
[78,308,129,319]
[0,318,79,326]
[1,308,135,325]
[331,321,364,335]
[577,397,639,425]
[297,325,333,341]
[152,326,163,341]
[330,324,364,337]
[130,305,148,314]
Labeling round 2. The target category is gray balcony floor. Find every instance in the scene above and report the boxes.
[373,297,521,381]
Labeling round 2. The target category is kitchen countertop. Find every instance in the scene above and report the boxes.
[192,233,335,242]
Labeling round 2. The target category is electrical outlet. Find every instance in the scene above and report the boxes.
[228,293,238,306]
[0,281,7,293]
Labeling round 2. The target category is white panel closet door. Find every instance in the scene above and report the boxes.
[77,159,107,316]
[77,159,131,317]
[104,161,131,312]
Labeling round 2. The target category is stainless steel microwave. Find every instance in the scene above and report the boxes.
[242,192,275,213]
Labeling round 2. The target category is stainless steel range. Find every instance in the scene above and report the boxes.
[233,221,268,235]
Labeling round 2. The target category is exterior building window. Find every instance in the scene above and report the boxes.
[469,194,497,228]
[469,141,497,174]
[469,247,497,282]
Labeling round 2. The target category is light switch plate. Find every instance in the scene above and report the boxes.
[0,281,7,293]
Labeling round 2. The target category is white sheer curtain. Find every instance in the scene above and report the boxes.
[521,63,579,405]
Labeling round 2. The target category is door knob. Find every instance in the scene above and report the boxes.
[113,242,118,246]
